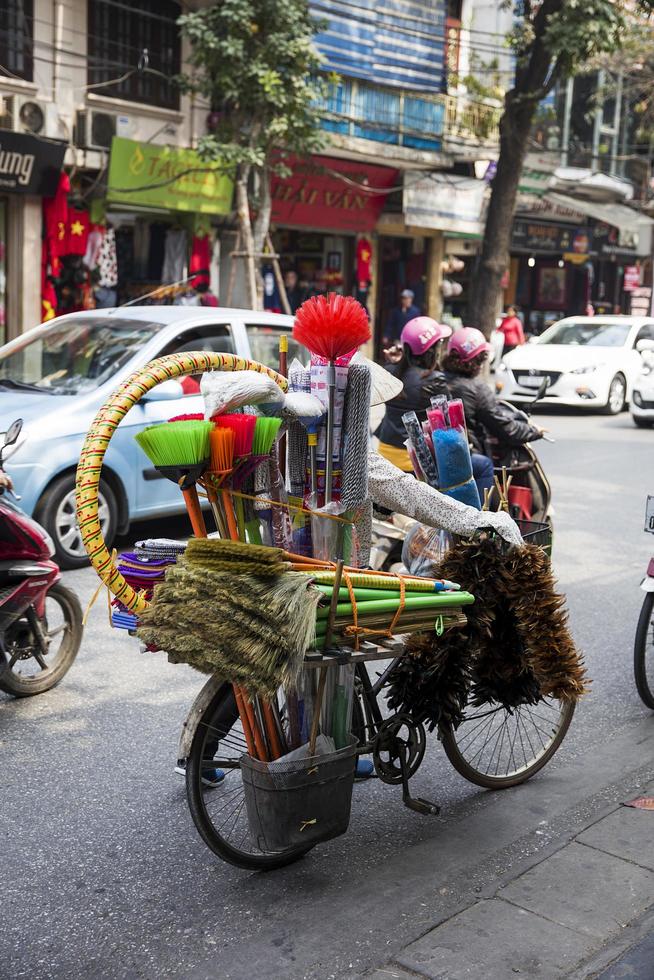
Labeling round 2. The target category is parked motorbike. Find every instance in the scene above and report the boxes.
[0,420,83,697]
[634,496,654,709]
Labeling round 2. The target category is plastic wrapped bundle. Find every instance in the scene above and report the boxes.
[432,427,480,509]
[402,411,439,488]
[341,364,371,508]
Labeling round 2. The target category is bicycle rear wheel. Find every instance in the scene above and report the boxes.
[185,683,314,870]
[440,696,575,789]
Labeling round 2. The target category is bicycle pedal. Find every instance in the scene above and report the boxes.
[404,796,440,816]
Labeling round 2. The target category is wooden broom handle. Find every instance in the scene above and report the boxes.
[181,486,208,538]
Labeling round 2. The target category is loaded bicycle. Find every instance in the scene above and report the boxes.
[76,349,581,871]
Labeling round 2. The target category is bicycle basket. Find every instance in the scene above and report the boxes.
[240,737,357,852]
[515,519,552,556]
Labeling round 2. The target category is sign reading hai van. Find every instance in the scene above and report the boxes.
[107,137,233,214]
[0,132,66,195]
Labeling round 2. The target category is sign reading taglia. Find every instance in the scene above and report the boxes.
[271,156,398,232]
[107,137,233,214]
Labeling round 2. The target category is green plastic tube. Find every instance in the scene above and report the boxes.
[315,592,475,619]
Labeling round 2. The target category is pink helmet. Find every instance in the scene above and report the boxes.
[447,327,492,362]
[401,317,452,356]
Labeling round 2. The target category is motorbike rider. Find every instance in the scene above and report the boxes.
[377,317,495,498]
[442,327,546,455]
[377,316,451,471]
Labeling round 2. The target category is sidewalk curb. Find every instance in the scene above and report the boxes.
[366,767,654,980]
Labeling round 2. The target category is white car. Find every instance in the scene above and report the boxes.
[631,339,654,427]
[496,316,654,415]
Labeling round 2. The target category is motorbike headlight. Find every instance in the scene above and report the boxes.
[41,528,56,557]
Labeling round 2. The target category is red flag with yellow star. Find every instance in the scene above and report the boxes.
[43,171,70,260]
[65,208,90,256]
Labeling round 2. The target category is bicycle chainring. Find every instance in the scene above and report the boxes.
[372,713,426,785]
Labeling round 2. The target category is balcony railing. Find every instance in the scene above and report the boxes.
[316,77,501,154]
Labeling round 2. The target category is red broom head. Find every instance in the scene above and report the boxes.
[168,413,204,422]
[292,293,371,360]
[213,414,257,457]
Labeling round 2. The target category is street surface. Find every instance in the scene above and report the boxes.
[2,410,654,979]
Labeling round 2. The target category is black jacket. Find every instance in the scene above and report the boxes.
[377,366,448,448]
[443,371,541,454]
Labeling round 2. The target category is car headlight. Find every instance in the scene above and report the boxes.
[496,362,509,374]
[570,364,603,374]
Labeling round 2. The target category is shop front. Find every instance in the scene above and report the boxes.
[0,131,66,340]
[82,136,234,310]
[266,154,398,324]
[509,217,594,335]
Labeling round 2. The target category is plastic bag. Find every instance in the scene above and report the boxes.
[402,522,453,578]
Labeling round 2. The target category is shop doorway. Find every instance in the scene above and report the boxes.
[375,236,426,356]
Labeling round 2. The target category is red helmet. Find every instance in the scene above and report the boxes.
[400,317,452,356]
[447,327,492,362]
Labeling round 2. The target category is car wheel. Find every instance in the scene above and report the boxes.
[36,474,117,570]
[602,374,626,415]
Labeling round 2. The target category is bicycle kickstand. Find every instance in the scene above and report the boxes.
[398,742,440,816]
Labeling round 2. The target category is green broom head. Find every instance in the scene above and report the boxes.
[135,420,213,487]
[252,416,282,457]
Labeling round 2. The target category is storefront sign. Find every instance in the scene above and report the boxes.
[592,220,637,256]
[624,265,641,292]
[0,131,65,196]
[512,219,591,254]
[107,137,233,214]
[515,193,587,224]
[630,286,652,316]
[403,173,486,235]
[271,156,397,232]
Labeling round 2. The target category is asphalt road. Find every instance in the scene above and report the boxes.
[2,409,654,980]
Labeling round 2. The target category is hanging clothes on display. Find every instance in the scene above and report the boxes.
[189,233,211,289]
[161,227,187,284]
[64,208,90,257]
[95,226,118,308]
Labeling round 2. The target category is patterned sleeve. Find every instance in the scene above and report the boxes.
[367,449,523,546]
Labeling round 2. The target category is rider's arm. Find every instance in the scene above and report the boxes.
[0,471,13,491]
[367,449,522,546]
[475,384,542,446]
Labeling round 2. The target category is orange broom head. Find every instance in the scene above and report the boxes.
[213,414,257,457]
[292,293,371,361]
[208,426,235,473]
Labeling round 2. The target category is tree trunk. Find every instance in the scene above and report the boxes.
[467,93,537,337]
[234,164,258,309]
[252,165,272,311]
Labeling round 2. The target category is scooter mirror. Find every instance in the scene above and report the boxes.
[4,418,23,447]
[535,379,548,400]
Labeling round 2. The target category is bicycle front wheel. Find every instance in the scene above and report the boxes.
[440,697,575,789]
[634,592,654,709]
[185,683,314,871]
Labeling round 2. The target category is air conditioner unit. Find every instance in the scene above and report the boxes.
[0,95,48,135]
[74,109,117,150]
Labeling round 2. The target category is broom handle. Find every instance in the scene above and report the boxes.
[324,361,335,504]
[262,700,283,759]
[206,487,227,537]
[309,665,329,757]
[233,685,257,758]
[181,486,208,538]
[241,693,269,761]
[222,490,240,540]
[309,435,318,495]
[309,559,344,755]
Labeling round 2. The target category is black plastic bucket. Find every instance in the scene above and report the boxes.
[240,738,357,852]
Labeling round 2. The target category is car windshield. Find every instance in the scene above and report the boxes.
[537,320,631,347]
[246,323,307,369]
[0,317,165,395]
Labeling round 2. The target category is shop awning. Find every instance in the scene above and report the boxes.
[546,193,654,256]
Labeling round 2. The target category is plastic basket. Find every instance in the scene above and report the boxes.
[515,518,552,556]
[240,737,358,852]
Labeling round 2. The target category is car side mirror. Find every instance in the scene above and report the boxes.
[4,419,23,447]
[141,380,185,402]
[637,339,654,353]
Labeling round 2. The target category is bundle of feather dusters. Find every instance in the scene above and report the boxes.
[137,539,320,696]
[387,537,589,731]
